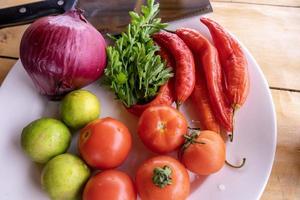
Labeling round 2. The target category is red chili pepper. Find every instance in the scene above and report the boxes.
[176,28,233,132]
[127,80,174,116]
[191,61,222,133]
[153,31,195,108]
[127,45,175,116]
[200,18,250,109]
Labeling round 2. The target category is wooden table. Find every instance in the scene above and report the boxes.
[1,0,300,199]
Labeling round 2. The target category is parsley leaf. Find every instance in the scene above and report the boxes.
[103,0,173,107]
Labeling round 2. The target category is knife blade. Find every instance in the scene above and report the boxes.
[78,0,213,34]
[0,0,212,33]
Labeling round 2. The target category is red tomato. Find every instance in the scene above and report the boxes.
[137,105,187,154]
[83,170,136,200]
[180,130,225,175]
[136,156,190,200]
[78,117,132,169]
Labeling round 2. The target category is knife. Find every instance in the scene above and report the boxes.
[0,0,78,29]
[0,0,212,33]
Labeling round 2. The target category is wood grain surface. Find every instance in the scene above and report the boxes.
[0,25,28,58]
[0,59,15,83]
[264,90,300,200]
[214,0,300,7]
[0,0,40,8]
[0,0,300,199]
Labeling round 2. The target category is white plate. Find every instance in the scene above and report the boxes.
[0,16,276,200]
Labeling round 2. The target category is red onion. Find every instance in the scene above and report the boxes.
[20,10,106,100]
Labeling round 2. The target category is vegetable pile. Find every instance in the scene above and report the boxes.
[18,0,251,199]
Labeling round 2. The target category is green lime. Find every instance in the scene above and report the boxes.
[60,90,100,130]
[21,118,71,164]
[41,153,90,200]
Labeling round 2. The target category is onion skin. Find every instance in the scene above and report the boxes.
[20,10,106,100]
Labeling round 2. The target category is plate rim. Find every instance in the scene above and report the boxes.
[237,41,277,199]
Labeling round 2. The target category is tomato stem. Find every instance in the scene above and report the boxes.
[152,165,172,188]
[183,134,204,144]
[225,158,246,168]
[179,130,206,160]
[182,131,205,150]
[158,122,166,130]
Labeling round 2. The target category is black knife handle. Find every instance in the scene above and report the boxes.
[0,0,66,29]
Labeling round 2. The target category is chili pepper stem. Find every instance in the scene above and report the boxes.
[176,101,181,110]
[225,158,246,168]
[163,28,175,34]
[188,127,201,130]
[229,133,233,142]
[229,106,238,142]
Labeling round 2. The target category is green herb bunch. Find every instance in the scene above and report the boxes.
[104,0,173,107]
